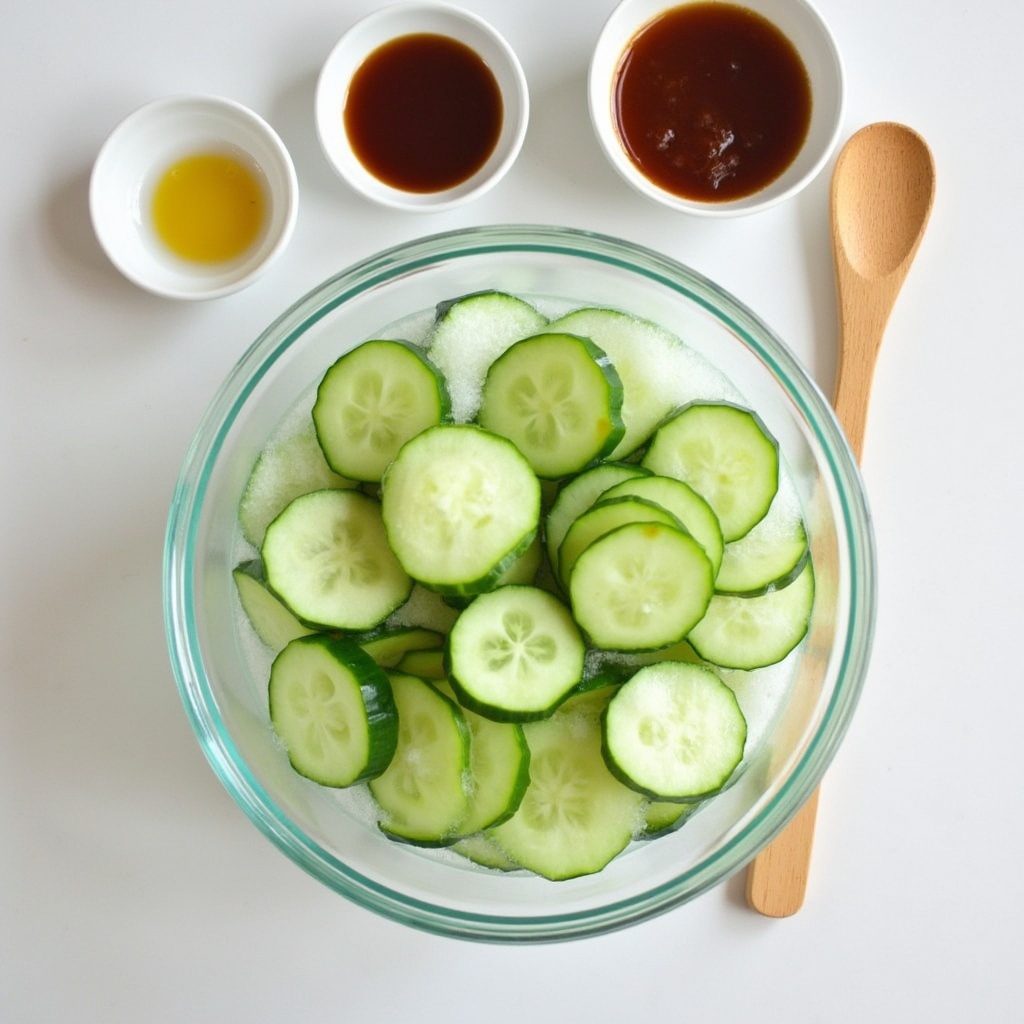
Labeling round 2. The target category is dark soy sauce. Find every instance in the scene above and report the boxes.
[344,33,504,193]
[614,3,812,201]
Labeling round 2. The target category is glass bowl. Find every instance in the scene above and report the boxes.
[164,224,874,942]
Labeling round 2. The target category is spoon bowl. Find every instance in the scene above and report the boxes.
[746,122,935,916]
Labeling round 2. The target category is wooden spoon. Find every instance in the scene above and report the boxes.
[745,122,936,917]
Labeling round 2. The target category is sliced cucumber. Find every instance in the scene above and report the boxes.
[602,662,747,801]
[544,461,650,572]
[268,634,398,788]
[232,562,313,653]
[380,424,541,596]
[545,306,690,459]
[688,558,815,669]
[369,672,471,845]
[488,701,645,880]
[642,401,779,542]
[557,495,682,587]
[261,489,413,631]
[446,585,585,721]
[639,800,700,840]
[598,475,725,579]
[395,647,446,679]
[312,339,451,483]
[478,332,625,479]
[569,521,714,651]
[427,291,548,423]
[356,625,445,668]
[435,680,531,833]
[239,421,356,547]
[714,486,808,595]
[451,833,521,871]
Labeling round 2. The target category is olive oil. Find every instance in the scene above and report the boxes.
[152,152,266,263]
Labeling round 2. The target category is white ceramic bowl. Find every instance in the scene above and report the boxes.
[315,2,529,211]
[589,0,845,217]
[90,95,299,300]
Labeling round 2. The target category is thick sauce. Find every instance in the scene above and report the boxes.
[152,152,265,263]
[344,33,503,193]
[614,3,812,202]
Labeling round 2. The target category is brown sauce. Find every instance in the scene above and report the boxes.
[344,33,504,193]
[614,3,812,202]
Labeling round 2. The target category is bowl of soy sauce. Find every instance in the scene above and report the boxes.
[315,2,529,211]
[589,0,844,216]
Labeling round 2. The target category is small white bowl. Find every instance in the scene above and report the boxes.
[315,2,529,212]
[589,0,845,217]
[90,95,299,300]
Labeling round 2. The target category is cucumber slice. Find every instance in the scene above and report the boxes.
[478,332,625,478]
[639,800,700,840]
[451,833,522,871]
[312,339,451,483]
[395,647,446,679]
[557,495,682,588]
[239,421,356,547]
[436,680,531,833]
[268,635,398,788]
[369,672,471,845]
[380,424,541,596]
[446,585,586,721]
[688,558,815,669]
[602,662,747,801]
[232,563,313,653]
[357,626,445,668]
[427,291,548,423]
[261,489,413,631]
[598,475,725,579]
[569,521,714,651]
[488,700,645,880]
[544,461,650,572]
[714,487,808,595]
[545,306,690,459]
[642,401,779,542]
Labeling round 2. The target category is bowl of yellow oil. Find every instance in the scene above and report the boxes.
[90,95,298,300]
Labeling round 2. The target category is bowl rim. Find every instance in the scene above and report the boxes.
[314,1,530,211]
[588,0,846,217]
[164,223,875,941]
[89,93,299,300]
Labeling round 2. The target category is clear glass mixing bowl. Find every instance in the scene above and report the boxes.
[164,225,875,942]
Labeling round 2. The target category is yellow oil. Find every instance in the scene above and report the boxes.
[152,152,266,263]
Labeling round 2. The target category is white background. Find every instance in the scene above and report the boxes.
[3,1,1021,1020]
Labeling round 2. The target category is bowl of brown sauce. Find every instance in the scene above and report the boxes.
[589,0,844,216]
[316,2,529,211]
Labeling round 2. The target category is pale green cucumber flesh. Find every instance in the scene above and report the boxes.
[261,489,413,631]
[602,661,747,801]
[312,338,451,483]
[598,475,725,579]
[268,635,398,788]
[569,522,714,651]
[369,672,471,845]
[545,461,651,572]
[488,704,645,880]
[642,401,779,543]
[380,424,541,595]
[478,332,625,478]
[233,564,313,653]
[688,558,815,669]
[446,585,586,721]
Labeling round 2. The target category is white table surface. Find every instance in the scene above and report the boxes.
[3,1,1022,1020]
